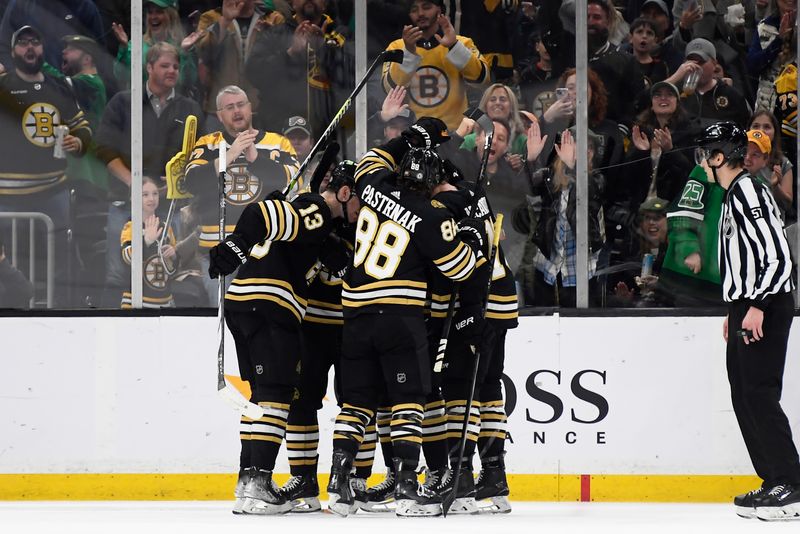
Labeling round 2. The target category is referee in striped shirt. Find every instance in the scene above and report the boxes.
[695,122,800,520]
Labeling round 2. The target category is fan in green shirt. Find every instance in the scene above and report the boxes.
[656,164,725,306]
[43,35,110,192]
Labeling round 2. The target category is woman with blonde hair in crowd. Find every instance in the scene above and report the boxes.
[458,83,529,171]
[749,110,795,220]
[111,0,198,95]
[512,128,607,307]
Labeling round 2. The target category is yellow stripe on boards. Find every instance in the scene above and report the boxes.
[0,474,762,502]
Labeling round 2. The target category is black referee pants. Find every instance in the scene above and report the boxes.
[726,292,800,487]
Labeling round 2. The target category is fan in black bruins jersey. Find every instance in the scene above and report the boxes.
[428,173,518,515]
[324,117,488,518]
[184,85,299,304]
[206,163,360,516]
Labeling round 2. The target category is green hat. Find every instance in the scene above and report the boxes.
[263,0,274,9]
[61,34,99,55]
[145,0,178,9]
[638,197,669,214]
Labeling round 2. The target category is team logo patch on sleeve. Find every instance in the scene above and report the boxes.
[430,199,446,209]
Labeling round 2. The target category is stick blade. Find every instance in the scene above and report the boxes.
[218,383,264,419]
[441,490,456,517]
[464,108,494,135]
[309,141,340,194]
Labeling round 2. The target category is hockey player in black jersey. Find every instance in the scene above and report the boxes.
[325,117,488,518]
[207,162,360,516]
[427,166,518,515]
[278,160,368,513]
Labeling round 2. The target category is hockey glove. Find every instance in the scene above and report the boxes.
[265,189,286,202]
[319,234,352,279]
[441,158,465,185]
[208,234,249,279]
[401,117,450,149]
[453,304,486,347]
[457,217,486,254]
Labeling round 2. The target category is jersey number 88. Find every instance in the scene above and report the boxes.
[353,207,411,279]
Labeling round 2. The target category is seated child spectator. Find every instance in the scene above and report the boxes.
[120,177,177,308]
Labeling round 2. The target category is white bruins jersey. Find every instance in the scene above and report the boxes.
[184,130,300,248]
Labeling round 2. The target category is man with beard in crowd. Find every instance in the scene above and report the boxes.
[0,25,92,305]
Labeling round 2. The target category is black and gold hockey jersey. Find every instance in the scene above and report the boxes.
[224,194,335,325]
[382,36,490,130]
[343,138,483,318]
[429,186,518,329]
[120,221,176,308]
[0,71,91,195]
[303,266,344,326]
[773,62,797,142]
[303,227,354,326]
[183,130,300,249]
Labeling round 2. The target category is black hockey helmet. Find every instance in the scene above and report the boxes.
[328,159,356,192]
[398,148,443,191]
[694,121,748,164]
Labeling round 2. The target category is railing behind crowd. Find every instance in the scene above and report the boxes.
[0,212,54,308]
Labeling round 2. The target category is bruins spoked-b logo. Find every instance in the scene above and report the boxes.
[410,66,450,108]
[22,103,61,147]
[225,163,262,205]
[144,254,169,291]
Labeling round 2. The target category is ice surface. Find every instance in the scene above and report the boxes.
[1,501,797,534]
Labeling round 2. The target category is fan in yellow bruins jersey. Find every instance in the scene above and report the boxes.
[427,176,518,515]
[325,117,487,518]
[183,85,300,252]
[206,163,360,516]
[773,61,797,153]
[382,0,490,130]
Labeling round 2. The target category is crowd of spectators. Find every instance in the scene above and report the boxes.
[0,0,796,309]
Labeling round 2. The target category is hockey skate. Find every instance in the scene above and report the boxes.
[733,486,766,518]
[360,469,396,512]
[350,477,368,513]
[474,455,511,514]
[394,459,442,517]
[326,450,355,517]
[754,484,800,521]
[232,467,253,515]
[280,473,321,513]
[241,469,292,515]
[435,462,478,515]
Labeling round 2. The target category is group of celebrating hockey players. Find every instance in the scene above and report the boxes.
[207,114,517,518]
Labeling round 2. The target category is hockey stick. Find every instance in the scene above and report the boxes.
[433,109,495,373]
[442,214,504,518]
[216,139,265,420]
[280,49,404,197]
[159,114,198,275]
